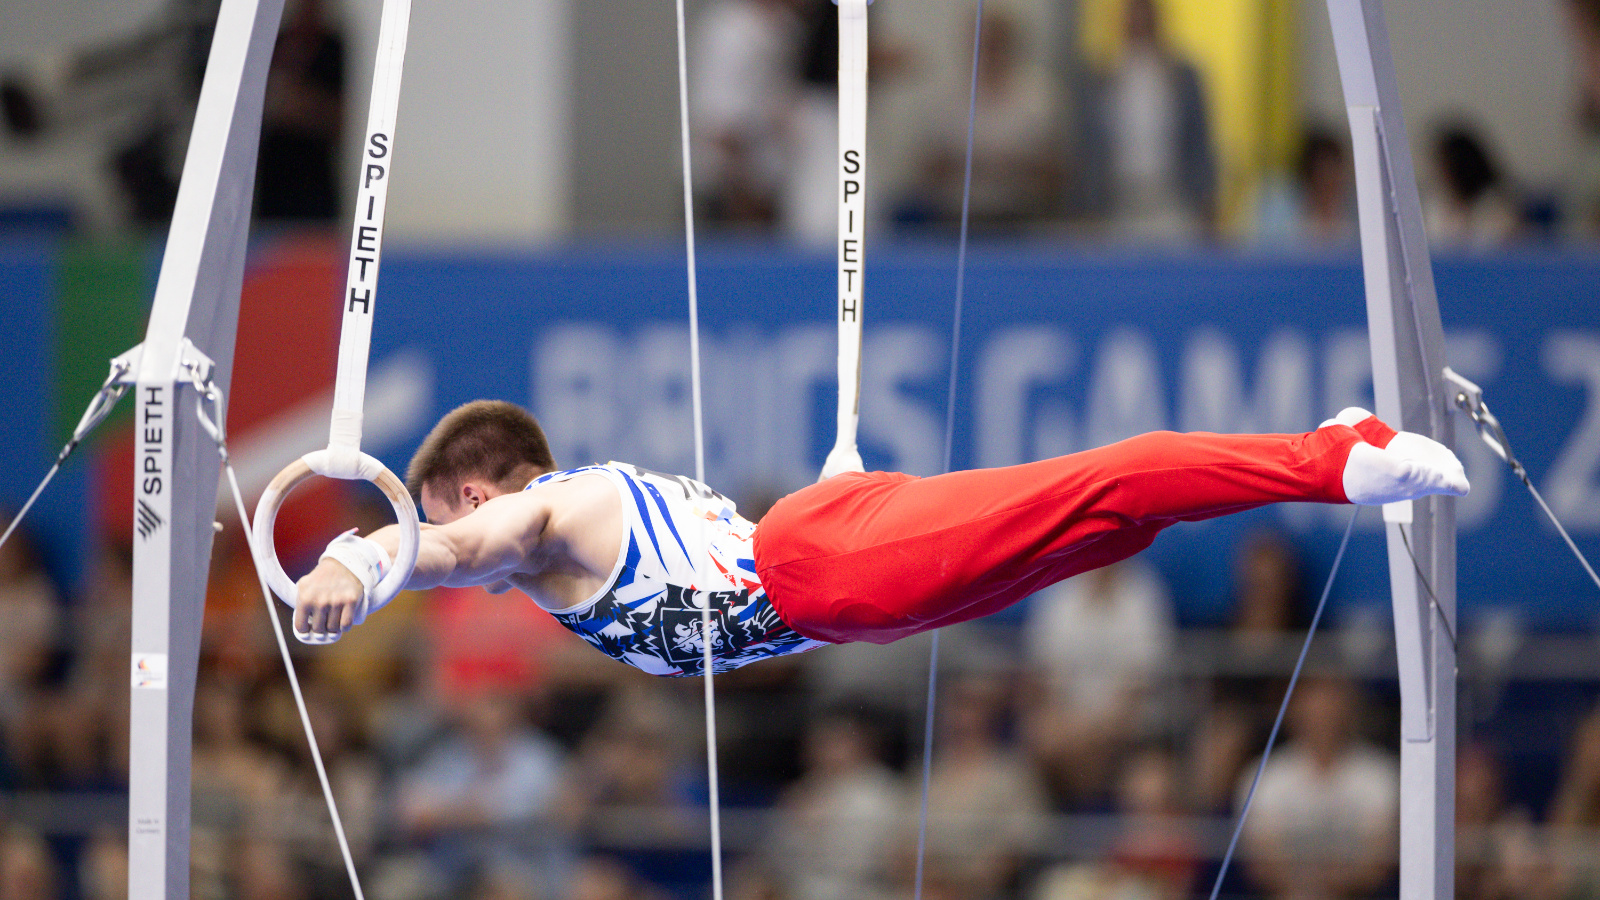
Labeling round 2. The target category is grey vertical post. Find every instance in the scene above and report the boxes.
[1326,2,1456,898]
[128,0,284,897]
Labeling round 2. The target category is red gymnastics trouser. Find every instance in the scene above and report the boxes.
[752,421,1396,645]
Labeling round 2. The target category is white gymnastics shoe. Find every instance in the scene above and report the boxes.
[1342,434,1469,505]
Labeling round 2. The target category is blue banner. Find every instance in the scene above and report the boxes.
[5,239,1598,630]
[374,245,1600,630]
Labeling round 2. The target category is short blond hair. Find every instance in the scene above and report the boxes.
[405,400,556,501]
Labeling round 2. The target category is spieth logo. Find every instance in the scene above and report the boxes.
[135,499,163,540]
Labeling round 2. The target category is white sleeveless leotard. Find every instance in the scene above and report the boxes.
[526,463,829,676]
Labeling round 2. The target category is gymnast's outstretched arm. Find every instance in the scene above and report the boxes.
[293,490,552,638]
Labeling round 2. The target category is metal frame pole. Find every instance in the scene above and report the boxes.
[127,0,284,897]
[1327,2,1456,897]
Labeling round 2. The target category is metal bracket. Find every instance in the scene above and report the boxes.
[1443,365,1524,477]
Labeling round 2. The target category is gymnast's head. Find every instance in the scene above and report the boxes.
[406,400,556,524]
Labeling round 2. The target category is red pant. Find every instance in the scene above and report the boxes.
[753,424,1384,645]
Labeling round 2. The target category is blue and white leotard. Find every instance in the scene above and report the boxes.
[525,463,828,676]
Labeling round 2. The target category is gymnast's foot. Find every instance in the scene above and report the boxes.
[1322,407,1470,505]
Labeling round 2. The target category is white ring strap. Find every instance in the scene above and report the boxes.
[820,0,870,480]
[329,0,413,474]
[253,0,420,639]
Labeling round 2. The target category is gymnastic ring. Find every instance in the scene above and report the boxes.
[250,448,421,645]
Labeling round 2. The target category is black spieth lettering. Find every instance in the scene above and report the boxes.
[348,287,372,313]
[843,148,861,174]
[357,226,378,252]
[368,132,390,158]
[843,239,859,263]
[364,164,385,188]
[841,298,857,322]
[140,386,163,497]
[843,179,860,201]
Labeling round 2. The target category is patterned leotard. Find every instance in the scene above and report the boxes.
[526,463,829,676]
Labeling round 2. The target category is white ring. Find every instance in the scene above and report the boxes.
[250,448,421,644]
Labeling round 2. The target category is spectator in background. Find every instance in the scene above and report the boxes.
[1224,529,1310,682]
[1184,531,1309,814]
[0,825,59,900]
[1072,0,1216,243]
[69,540,134,698]
[1457,742,1560,900]
[765,706,901,900]
[1239,674,1398,900]
[190,678,296,900]
[77,827,129,900]
[900,6,1061,234]
[1255,125,1357,248]
[1424,121,1522,249]
[1020,558,1175,809]
[900,673,1047,900]
[0,523,63,707]
[691,0,804,231]
[565,855,674,900]
[396,690,571,896]
[1030,747,1199,900]
[781,0,912,245]
[553,686,705,897]
[272,683,383,895]
[1550,701,1600,897]
[256,0,345,222]
[781,0,845,245]
[1565,0,1600,237]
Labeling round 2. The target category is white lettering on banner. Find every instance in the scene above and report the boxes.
[635,325,697,476]
[524,323,1585,537]
[859,326,944,477]
[1180,329,1315,436]
[1544,332,1600,529]
[1322,328,1376,421]
[975,328,1077,468]
[771,327,835,486]
[1084,328,1166,449]
[533,326,620,469]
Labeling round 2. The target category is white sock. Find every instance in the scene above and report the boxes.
[1342,433,1469,505]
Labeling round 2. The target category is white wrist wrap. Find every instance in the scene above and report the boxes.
[319,529,394,624]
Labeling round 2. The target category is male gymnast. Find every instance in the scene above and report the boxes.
[293,400,1468,675]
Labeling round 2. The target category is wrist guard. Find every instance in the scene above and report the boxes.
[319,529,394,625]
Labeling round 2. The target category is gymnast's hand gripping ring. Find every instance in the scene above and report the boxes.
[250,449,422,645]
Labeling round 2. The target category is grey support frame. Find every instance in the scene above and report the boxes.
[1328,2,1457,897]
[126,0,285,897]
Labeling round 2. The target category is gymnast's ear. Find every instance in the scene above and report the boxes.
[459,479,506,511]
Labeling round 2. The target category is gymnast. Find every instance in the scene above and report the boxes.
[292,400,1468,675]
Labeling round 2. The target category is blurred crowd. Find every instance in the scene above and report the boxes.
[4,2,1600,899]
[5,499,1600,900]
[688,0,1600,249]
[4,0,1600,249]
